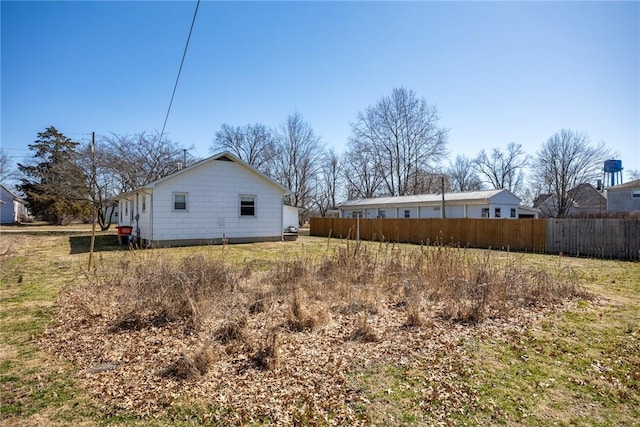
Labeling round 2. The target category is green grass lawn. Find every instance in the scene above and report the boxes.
[1,228,638,426]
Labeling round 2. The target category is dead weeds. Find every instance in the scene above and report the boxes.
[41,243,591,424]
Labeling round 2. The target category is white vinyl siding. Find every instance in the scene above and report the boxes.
[150,159,284,242]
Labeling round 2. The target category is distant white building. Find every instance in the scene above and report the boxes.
[337,189,536,219]
[0,183,31,224]
[115,152,294,246]
[606,179,640,213]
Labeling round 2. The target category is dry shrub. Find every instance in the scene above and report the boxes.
[442,279,489,323]
[213,314,247,344]
[192,344,216,374]
[253,329,281,371]
[100,253,238,331]
[336,299,378,316]
[163,343,215,380]
[248,288,272,314]
[287,288,329,332]
[271,259,310,293]
[405,302,424,327]
[349,313,379,343]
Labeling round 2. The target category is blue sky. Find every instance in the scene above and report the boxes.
[2,1,639,179]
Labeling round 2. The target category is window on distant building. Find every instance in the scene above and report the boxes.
[510,208,516,218]
[240,195,255,216]
[142,195,146,212]
[352,211,363,218]
[481,208,489,218]
[173,193,187,211]
[404,210,410,218]
[633,191,640,198]
[378,209,386,218]
[495,208,501,218]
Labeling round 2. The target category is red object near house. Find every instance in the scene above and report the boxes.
[116,226,133,236]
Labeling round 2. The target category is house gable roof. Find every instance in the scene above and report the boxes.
[606,179,640,191]
[338,189,520,209]
[116,152,290,198]
[0,183,24,203]
[534,183,606,208]
[568,183,606,204]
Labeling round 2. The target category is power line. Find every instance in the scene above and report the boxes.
[159,0,200,142]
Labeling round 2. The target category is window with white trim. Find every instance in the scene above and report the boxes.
[481,208,489,218]
[173,193,187,211]
[633,191,640,198]
[404,210,410,218]
[240,195,255,216]
[495,207,501,218]
[510,208,516,218]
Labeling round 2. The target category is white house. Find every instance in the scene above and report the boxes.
[115,152,294,246]
[606,179,640,213]
[0,183,30,224]
[337,189,533,219]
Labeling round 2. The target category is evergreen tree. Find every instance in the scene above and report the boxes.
[17,126,89,224]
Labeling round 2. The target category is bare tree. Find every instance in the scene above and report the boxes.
[349,87,448,196]
[473,142,528,195]
[531,129,613,217]
[342,138,384,199]
[447,155,482,192]
[210,123,276,173]
[311,149,342,216]
[272,112,324,211]
[408,168,449,194]
[103,131,196,192]
[0,149,16,183]
[626,169,640,181]
[77,139,121,230]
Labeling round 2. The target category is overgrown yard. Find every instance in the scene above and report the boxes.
[1,228,638,426]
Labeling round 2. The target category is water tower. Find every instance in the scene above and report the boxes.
[603,159,623,187]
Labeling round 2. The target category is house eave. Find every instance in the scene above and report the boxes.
[114,151,291,199]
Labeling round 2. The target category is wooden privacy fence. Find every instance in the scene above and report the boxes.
[310,218,640,260]
[547,218,640,260]
[310,218,547,252]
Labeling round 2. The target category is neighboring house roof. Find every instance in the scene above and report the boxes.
[535,183,606,206]
[115,151,290,199]
[518,206,541,215]
[0,183,25,203]
[338,189,520,209]
[569,183,606,205]
[606,179,640,191]
[534,183,607,217]
[532,194,551,209]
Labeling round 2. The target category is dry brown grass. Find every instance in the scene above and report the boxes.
[252,328,281,371]
[42,241,590,422]
[349,313,380,342]
[69,242,586,337]
[162,342,216,380]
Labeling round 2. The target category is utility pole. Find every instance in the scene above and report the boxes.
[441,175,446,219]
[88,132,97,270]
